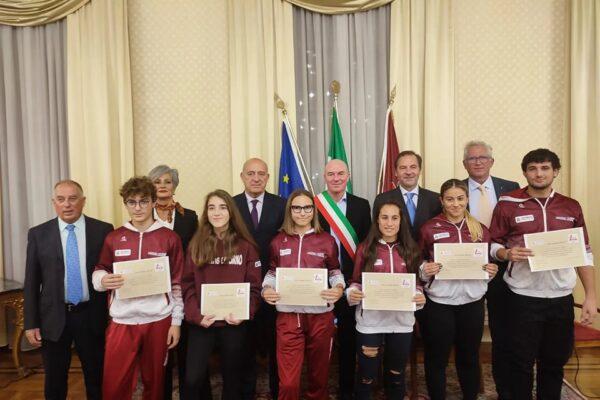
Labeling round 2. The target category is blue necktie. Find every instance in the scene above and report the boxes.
[406,192,416,226]
[66,224,83,305]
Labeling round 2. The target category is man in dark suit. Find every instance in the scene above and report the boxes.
[234,158,286,400]
[373,150,441,242]
[24,180,113,400]
[316,159,370,400]
[462,140,519,400]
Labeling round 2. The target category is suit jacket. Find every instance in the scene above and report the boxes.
[317,193,371,285]
[24,215,113,341]
[462,176,520,202]
[173,207,198,253]
[234,192,286,276]
[372,186,442,242]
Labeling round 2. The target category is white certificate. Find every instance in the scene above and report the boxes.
[362,272,416,311]
[524,227,587,272]
[201,282,250,321]
[113,256,171,300]
[275,268,327,307]
[434,243,489,280]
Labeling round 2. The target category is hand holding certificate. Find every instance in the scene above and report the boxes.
[434,243,489,280]
[523,227,587,272]
[275,268,328,306]
[362,273,416,311]
[201,283,250,321]
[113,256,171,300]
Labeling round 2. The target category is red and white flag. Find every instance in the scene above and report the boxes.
[377,108,400,194]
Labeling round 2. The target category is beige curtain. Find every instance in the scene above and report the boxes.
[389,0,454,191]
[66,0,134,225]
[228,0,296,194]
[0,0,89,26]
[285,0,392,14]
[570,0,600,304]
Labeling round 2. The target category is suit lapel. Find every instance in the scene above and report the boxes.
[414,187,427,227]
[257,194,271,230]
[52,218,65,264]
[492,177,502,200]
[237,195,255,232]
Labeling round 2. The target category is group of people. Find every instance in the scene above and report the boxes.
[23,140,597,400]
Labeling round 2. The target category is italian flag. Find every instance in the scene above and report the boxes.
[328,104,352,194]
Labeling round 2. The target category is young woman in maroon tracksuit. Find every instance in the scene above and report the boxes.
[347,199,425,399]
[181,189,262,400]
[419,179,498,400]
[262,189,345,400]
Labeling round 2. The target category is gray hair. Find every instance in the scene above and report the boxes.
[148,164,180,189]
[463,140,493,160]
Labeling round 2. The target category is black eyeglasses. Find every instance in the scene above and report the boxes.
[125,199,152,208]
[291,205,314,214]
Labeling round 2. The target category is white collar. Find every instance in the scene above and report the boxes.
[245,191,265,204]
[328,191,347,205]
[399,186,419,196]
[58,214,85,231]
[468,176,493,191]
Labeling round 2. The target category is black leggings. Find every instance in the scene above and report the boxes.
[183,323,247,400]
[421,298,484,400]
[355,331,412,400]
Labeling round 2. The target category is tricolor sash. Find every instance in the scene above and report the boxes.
[315,191,359,260]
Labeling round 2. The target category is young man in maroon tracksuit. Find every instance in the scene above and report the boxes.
[489,149,597,399]
[92,176,184,400]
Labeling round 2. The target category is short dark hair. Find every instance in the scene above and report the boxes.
[119,176,157,202]
[394,150,423,169]
[520,148,561,172]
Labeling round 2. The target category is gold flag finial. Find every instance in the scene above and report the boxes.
[388,85,397,107]
[275,93,287,115]
[330,80,340,96]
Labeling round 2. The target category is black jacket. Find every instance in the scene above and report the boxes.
[234,191,286,276]
[373,186,442,242]
[24,215,113,341]
[173,207,198,252]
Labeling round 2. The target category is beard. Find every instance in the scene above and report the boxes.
[528,179,553,190]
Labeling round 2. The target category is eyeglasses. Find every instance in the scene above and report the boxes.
[291,205,314,214]
[54,196,80,205]
[465,156,492,164]
[125,199,152,208]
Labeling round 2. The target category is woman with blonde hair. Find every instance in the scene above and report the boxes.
[419,179,498,400]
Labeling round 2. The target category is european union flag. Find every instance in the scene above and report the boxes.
[278,121,308,198]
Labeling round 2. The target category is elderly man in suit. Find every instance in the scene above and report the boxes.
[24,180,113,400]
[373,150,441,242]
[315,158,371,400]
[462,140,519,400]
[234,158,286,400]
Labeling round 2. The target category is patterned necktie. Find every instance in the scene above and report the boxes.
[477,185,493,228]
[250,199,259,229]
[65,224,83,305]
[406,192,417,225]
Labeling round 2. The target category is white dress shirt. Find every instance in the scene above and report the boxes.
[154,208,176,230]
[400,186,419,207]
[468,176,498,221]
[245,191,265,222]
[59,215,89,302]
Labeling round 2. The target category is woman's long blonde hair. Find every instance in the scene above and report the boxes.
[439,179,483,242]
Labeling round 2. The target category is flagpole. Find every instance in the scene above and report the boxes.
[275,94,315,195]
[378,86,397,193]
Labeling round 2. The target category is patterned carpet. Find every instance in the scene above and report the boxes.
[135,362,585,399]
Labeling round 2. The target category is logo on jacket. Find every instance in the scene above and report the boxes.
[280,248,292,256]
[433,232,450,240]
[518,204,525,208]
[120,236,127,242]
[515,215,534,223]
[556,216,575,222]
[307,251,325,258]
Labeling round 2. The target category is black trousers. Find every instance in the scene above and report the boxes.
[421,298,484,400]
[241,302,278,400]
[164,321,212,400]
[355,331,412,400]
[335,300,357,400]
[508,291,574,400]
[486,265,513,399]
[41,303,104,400]
[184,323,247,400]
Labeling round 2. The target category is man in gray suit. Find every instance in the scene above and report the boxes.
[462,140,519,400]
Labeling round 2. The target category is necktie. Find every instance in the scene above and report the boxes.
[250,199,259,229]
[65,224,83,305]
[406,192,416,225]
[477,185,493,227]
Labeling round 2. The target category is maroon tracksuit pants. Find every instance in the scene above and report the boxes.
[276,311,335,400]
[102,316,172,400]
